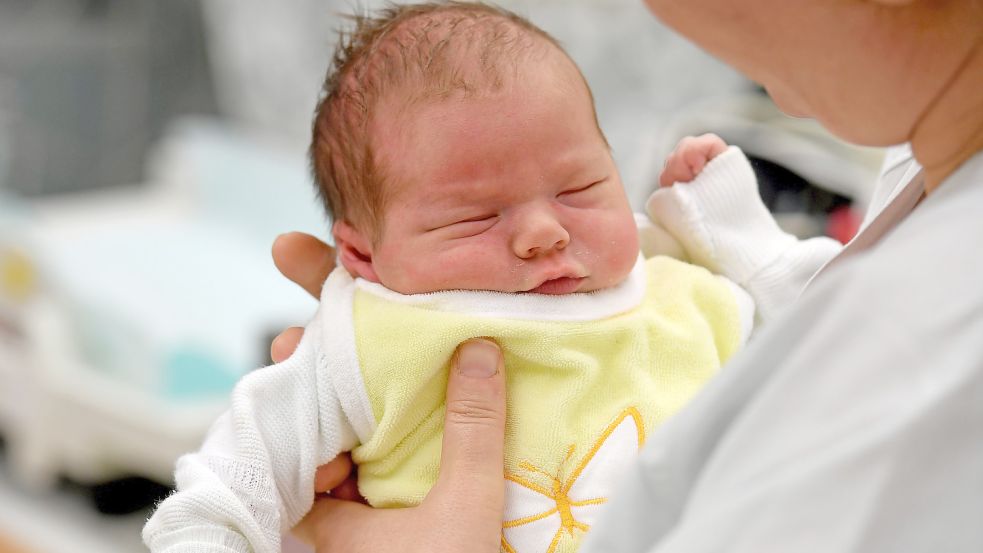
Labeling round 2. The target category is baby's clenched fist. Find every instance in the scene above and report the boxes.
[659,133,728,187]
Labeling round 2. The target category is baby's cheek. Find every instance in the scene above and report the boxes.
[572,212,631,290]
[374,247,448,294]
[442,248,514,291]
[405,244,510,292]
[602,216,641,279]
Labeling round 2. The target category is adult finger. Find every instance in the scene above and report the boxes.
[314,453,354,494]
[292,339,506,553]
[430,338,507,549]
[292,497,380,549]
[272,232,336,298]
[271,326,305,363]
[329,473,363,502]
[311,453,364,503]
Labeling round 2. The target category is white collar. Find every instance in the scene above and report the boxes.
[349,254,648,322]
[810,168,925,284]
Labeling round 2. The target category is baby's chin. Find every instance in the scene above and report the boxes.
[377,266,634,296]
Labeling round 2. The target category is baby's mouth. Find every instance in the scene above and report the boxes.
[526,276,586,295]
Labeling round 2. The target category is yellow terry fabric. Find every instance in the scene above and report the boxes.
[351,256,742,550]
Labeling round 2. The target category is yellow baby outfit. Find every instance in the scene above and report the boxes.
[143,255,752,553]
[348,255,749,552]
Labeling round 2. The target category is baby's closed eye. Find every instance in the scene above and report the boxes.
[559,180,601,195]
[557,179,606,206]
[429,214,500,237]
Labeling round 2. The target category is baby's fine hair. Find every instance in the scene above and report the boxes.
[310,1,579,237]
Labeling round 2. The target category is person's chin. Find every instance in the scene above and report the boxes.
[766,86,810,118]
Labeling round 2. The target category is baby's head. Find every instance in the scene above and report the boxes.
[311,1,638,295]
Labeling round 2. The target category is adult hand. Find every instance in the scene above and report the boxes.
[270,232,336,364]
[271,232,508,552]
[294,338,506,552]
[271,231,337,299]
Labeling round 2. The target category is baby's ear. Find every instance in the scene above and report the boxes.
[332,220,381,283]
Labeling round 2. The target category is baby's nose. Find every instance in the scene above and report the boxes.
[512,211,570,259]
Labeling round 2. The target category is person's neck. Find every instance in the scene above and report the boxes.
[910,35,983,195]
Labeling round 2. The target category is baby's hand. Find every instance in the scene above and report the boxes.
[659,133,728,187]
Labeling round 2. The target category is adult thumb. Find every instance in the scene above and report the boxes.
[432,338,507,527]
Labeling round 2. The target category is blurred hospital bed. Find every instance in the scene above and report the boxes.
[0,1,882,552]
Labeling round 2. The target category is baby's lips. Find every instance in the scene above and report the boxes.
[527,276,586,295]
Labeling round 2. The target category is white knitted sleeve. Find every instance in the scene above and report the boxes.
[645,146,842,325]
[142,321,359,553]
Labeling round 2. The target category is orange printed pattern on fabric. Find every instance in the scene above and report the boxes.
[501,407,645,553]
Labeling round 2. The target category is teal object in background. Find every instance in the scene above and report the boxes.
[165,347,239,400]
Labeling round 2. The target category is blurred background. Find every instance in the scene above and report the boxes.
[0,1,883,551]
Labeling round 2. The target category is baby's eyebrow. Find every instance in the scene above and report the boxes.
[411,184,485,210]
[424,177,503,203]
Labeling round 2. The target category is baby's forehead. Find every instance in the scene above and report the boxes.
[349,8,563,98]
